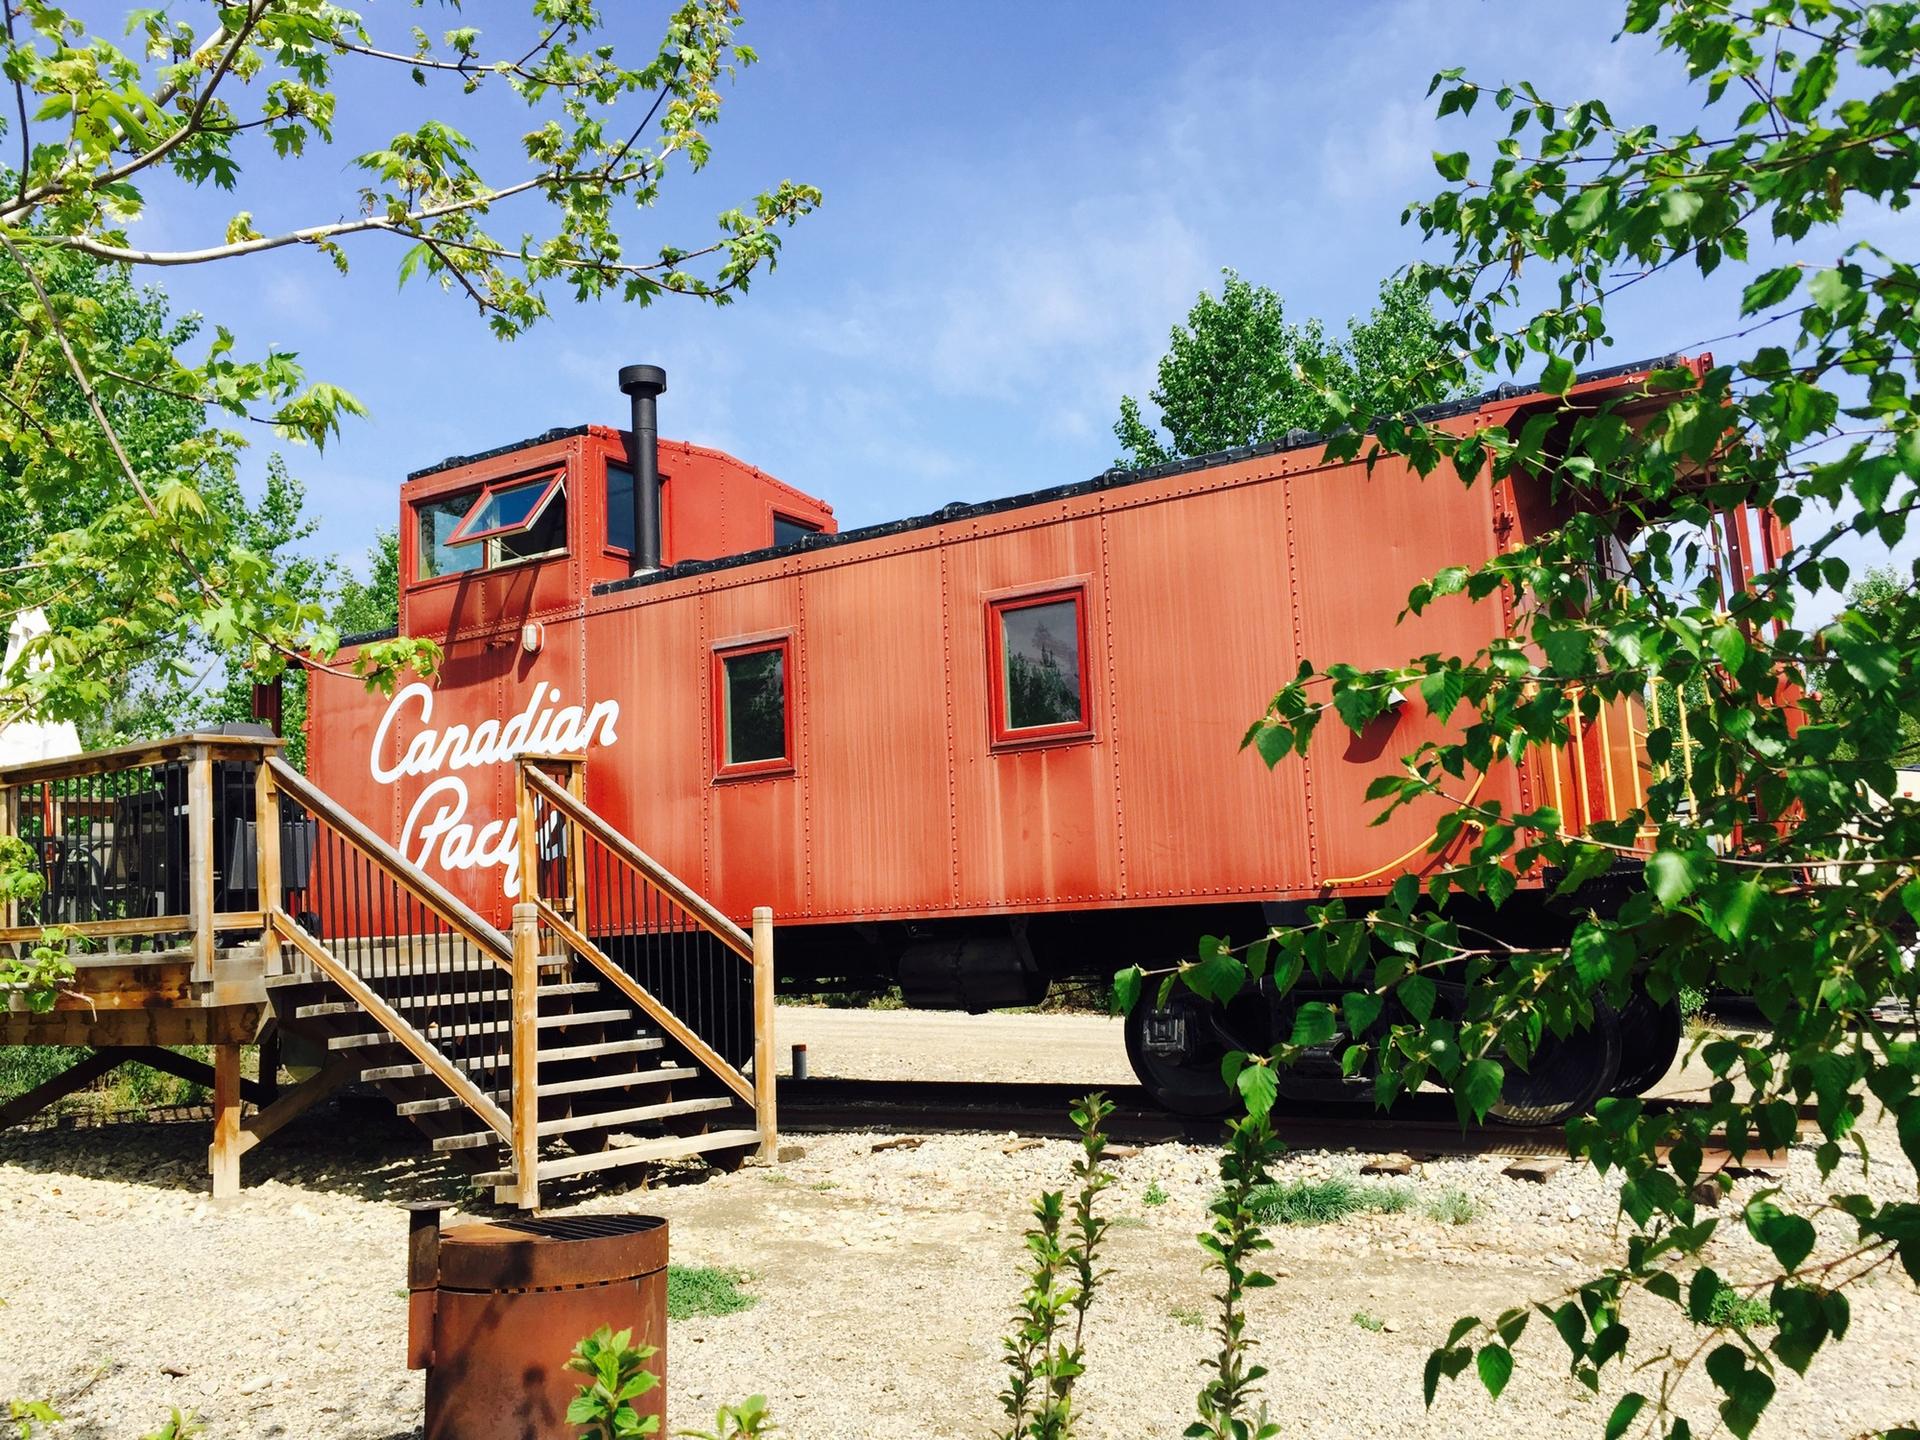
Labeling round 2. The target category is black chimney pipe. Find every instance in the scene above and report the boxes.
[618,363,667,571]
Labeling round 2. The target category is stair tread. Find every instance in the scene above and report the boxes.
[539,1008,631,1029]
[290,981,602,1021]
[472,1127,763,1186]
[392,1064,699,1114]
[535,1036,661,1064]
[430,1096,736,1152]
[325,1012,643,1051]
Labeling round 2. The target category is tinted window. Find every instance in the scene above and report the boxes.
[454,476,555,539]
[1001,599,1082,731]
[496,492,567,562]
[722,648,786,764]
[417,489,484,579]
[606,464,634,554]
[773,513,821,548]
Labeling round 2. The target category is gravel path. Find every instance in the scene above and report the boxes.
[0,1011,1914,1439]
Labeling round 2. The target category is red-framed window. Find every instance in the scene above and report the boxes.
[415,469,567,581]
[987,588,1091,746]
[713,637,793,778]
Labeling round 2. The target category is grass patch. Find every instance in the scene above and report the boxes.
[666,1265,756,1321]
[1110,1215,1148,1231]
[1143,1180,1169,1207]
[1705,1284,1777,1330]
[810,1179,839,1192]
[1248,1177,1413,1227]
[0,1045,86,1099]
[1170,1304,1205,1328]
[1423,1187,1479,1226]
[1369,1183,1416,1215]
[1351,1311,1385,1332]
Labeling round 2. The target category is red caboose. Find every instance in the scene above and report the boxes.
[307,360,1704,1116]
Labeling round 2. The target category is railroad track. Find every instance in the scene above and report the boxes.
[779,1078,1593,1157]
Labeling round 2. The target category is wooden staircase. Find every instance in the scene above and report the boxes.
[259,757,775,1208]
[268,960,761,1195]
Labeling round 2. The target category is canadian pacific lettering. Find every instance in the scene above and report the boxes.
[370,681,621,895]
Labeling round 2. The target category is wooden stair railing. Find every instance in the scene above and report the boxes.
[515,758,776,1174]
[260,758,536,1202]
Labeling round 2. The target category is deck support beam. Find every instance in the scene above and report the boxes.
[0,1049,123,1128]
[209,1042,241,1200]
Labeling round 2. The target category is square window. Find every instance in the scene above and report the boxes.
[715,640,791,775]
[990,591,1090,744]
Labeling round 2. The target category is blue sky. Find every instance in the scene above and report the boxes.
[135,1,1919,607]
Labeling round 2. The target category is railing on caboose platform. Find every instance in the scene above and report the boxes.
[0,732,311,983]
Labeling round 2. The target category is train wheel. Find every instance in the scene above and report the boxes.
[1123,995,1241,1117]
[1486,1005,1622,1126]
[1608,990,1683,1098]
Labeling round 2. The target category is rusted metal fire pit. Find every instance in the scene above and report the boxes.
[407,1207,668,1439]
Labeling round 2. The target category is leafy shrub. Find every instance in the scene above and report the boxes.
[1351,1311,1385,1333]
[1143,1179,1169,1207]
[1704,1284,1777,1331]
[566,1326,660,1438]
[667,1265,755,1321]
[996,1093,1115,1439]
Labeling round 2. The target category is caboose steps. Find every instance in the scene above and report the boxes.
[433,1096,737,1153]
[471,1127,765,1189]
[0,735,777,1207]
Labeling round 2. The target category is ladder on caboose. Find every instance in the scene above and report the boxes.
[261,755,775,1209]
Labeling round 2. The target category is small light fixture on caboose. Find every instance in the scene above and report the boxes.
[521,621,544,655]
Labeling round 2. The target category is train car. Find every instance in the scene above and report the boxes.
[306,358,1723,1119]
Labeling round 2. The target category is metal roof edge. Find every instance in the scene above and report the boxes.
[589,353,1686,598]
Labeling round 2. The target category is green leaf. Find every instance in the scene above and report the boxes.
[1744,1198,1815,1273]
[1647,850,1698,907]
[1111,965,1142,1016]
[1606,1392,1647,1440]
[1186,938,1246,1004]
[1343,990,1385,1036]
[1398,973,1437,1023]
[1570,921,1624,987]
[1289,1001,1337,1047]
[1475,1343,1514,1400]
[1541,354,1576,396]
[1237,1059,1279,1120]
[1434,150,1471,181]
[1457,1058,1504,1121]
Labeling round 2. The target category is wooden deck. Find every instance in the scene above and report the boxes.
[0,735,777,1206]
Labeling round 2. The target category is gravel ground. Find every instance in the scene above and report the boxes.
[0,1010,1915,1439]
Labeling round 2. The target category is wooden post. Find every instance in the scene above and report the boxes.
[253,755,283,977]
[0,783,16,932]
[188,744,216,984]
[514,762,540,911]
[209,1042,241,1200]
[510,901,541,1211]
[564,759,589,922]
[752,905,777,1163]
